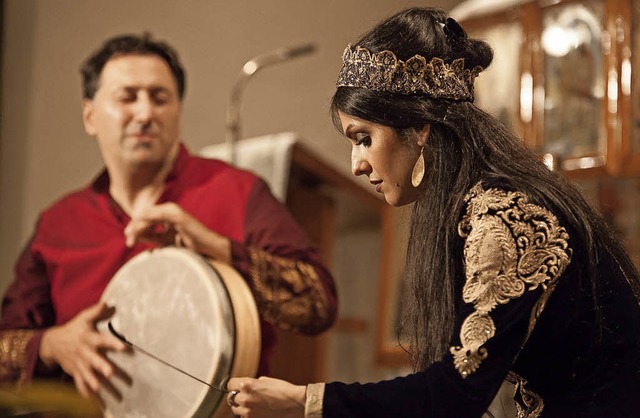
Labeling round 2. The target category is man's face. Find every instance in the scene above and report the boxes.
[82,54,182,171]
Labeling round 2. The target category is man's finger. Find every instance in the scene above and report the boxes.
[75,360,101,394]
[85,349,116,379]
[133,203,182,224]
[79,302,111,321]
[74,374,92,399]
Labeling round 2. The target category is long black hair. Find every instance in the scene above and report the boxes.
[331,7,640,371]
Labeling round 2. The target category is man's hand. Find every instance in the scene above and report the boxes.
[39,302,128,398]
[124,202,231,263]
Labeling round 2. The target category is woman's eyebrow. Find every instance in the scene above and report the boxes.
[344,123,356,137]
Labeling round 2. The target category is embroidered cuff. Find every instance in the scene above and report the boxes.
[304,382,325,418]
[0,329,37,386]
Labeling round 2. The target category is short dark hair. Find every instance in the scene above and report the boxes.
[80,32,186,100]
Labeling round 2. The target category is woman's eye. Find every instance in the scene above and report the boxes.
[355,134,371,147]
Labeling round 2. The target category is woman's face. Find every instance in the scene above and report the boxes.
[338,111,430,207]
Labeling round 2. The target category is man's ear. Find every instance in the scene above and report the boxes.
[416,124,431,147]
[81,99,97,136]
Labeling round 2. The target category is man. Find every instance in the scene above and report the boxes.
[0,33,337,398]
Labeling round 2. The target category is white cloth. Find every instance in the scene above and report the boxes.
[200,132,298,203]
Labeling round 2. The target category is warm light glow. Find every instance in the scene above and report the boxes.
[243,61,258,75]
[622,57,632,96]
[562,156,605,170]
[520,72,533,122]
[608,69,618,114]
[542,26,574,57]
[542,153,556,171]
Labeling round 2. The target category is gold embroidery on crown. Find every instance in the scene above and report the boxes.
[450,183,572,378]
[335,44,483,101]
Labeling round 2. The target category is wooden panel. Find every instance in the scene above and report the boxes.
[268,185,336,384]
[615,0,640,175]
[374,205,412,368]
[520,1,543,149]
[288,143,384,209]
[604,0,624,175]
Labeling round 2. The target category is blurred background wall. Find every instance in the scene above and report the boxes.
[0,0,464,295]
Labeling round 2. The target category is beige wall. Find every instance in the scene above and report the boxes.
[0,0,462,293]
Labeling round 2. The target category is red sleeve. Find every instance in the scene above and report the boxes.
[230,179,337,335]
[0,231,56,385]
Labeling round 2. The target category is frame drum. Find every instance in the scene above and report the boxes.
[97,247,260,418]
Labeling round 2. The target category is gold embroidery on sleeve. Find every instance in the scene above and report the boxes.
[507,371,544,418]
[0,329,36,386]
[451,183,572,378]
[304,382,325,418]
[248,248,331,334]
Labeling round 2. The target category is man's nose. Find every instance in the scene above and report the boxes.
[133,95,154,120]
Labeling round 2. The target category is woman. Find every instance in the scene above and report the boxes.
[226,7,640,417]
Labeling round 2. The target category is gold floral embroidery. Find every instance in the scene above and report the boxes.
[451,183,572,378]
[507,371,544,418]
[248,248,332,334]
[0,329,36,387]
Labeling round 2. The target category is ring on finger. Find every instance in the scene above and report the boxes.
[227,390,240,407]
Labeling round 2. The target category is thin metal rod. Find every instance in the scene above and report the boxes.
[107,321,228,393]
[225,43,317,164]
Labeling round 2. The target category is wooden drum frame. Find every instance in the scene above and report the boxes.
[97,247,260,418]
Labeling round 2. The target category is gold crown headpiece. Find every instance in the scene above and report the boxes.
[336,44,483,101]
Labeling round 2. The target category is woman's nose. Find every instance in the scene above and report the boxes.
[351,153,370,177]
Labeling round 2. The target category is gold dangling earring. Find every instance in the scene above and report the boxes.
[411,147,425,187]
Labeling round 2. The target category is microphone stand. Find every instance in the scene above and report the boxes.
[225,44,317,165]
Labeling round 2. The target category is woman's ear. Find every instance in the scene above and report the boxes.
[416,124,431,147]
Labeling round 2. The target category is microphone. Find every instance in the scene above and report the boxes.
[225,43,317,164]
[240,44,316,76]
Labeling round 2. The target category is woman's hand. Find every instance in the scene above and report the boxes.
[226,376,306,418]
[124,202,231,262]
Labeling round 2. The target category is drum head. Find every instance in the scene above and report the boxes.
[97,247,258,418]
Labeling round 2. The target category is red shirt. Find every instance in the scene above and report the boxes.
[1,144,337,382]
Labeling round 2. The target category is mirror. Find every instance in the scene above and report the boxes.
[473,20,523,134]
[541,2,605,163]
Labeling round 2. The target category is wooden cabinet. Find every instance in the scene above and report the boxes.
[269,142,387,384]
[453,0,640,325]
[453,0,640,177]
[202,136,394,381]
[624,0,640,174]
